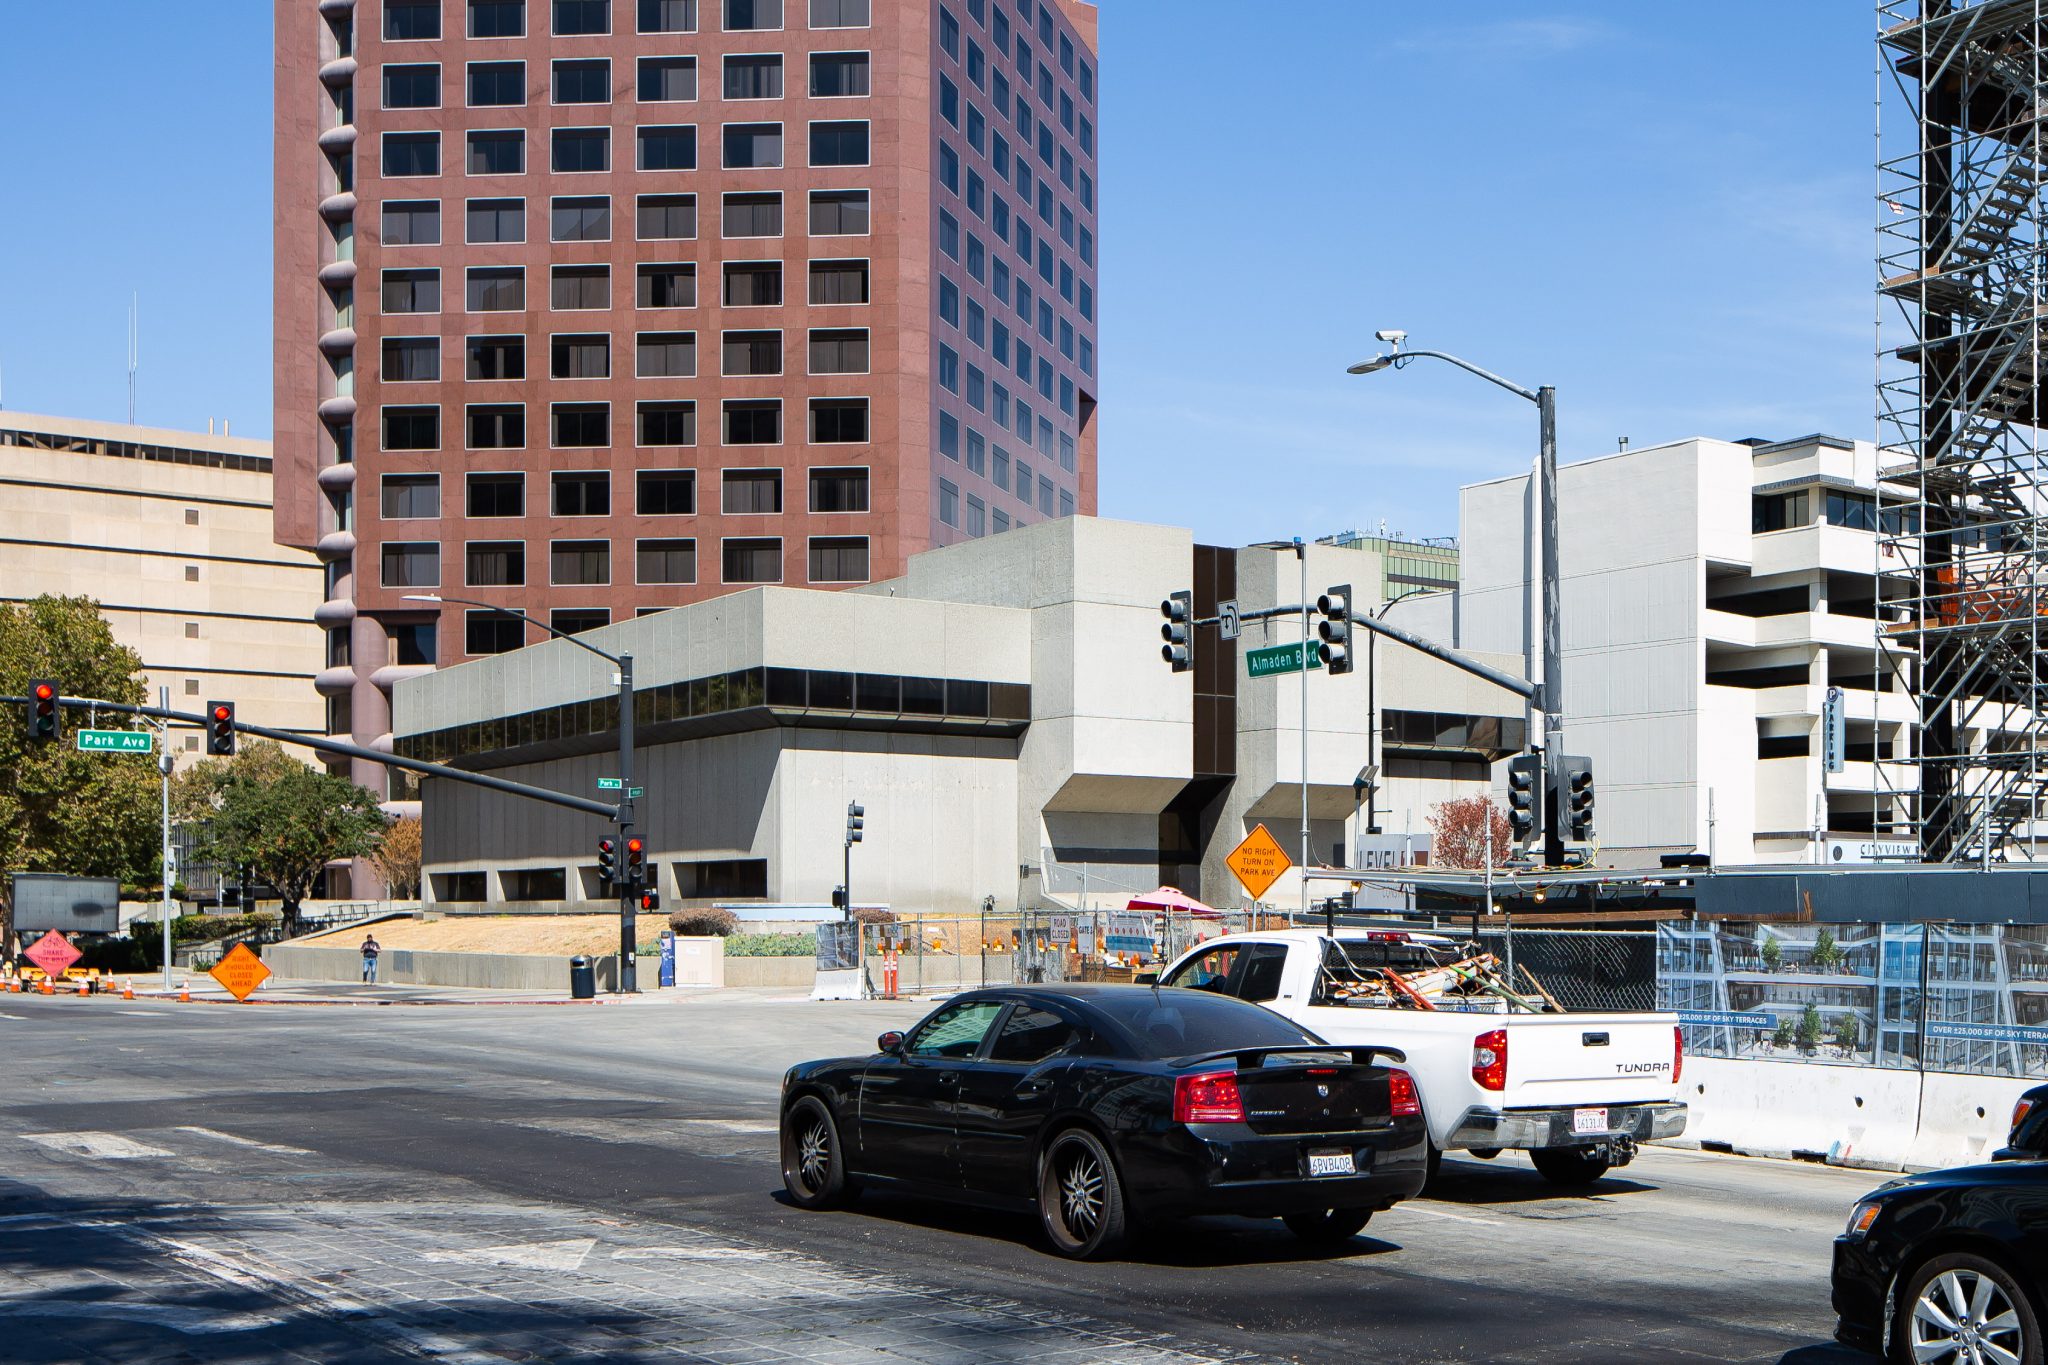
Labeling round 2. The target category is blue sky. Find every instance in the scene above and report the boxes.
[0,3,1874,547]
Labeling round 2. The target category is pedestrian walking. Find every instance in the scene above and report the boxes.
[361,933,381,984]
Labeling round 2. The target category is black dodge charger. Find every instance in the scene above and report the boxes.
[1834,1159,2048,1363]
[779,983,1428,1258]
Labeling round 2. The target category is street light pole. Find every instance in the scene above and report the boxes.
[403,592,639,992]
[1348,338,1565,865]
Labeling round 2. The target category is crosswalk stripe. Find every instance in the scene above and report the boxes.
[22,1132,172,1159]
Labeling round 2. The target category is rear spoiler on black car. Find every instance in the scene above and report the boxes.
[1176,1045,1407,1070]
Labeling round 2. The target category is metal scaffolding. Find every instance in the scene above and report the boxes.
[1879,0,2048,861]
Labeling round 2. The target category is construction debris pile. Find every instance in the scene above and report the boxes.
[1321,943,1562,1013]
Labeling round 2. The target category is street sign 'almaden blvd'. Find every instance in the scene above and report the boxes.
[1226,824,1292,901]
[209,943,272,1003]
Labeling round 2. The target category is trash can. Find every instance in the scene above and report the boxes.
[569,955,596,1000]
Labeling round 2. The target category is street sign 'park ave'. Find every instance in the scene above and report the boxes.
[77,730,153,754]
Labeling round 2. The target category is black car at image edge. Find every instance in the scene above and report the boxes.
[778,983,1429,1258]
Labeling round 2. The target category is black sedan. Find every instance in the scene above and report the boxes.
[779,983,1428,1258]
[1834,1160,2048,1363]
[1997,1085,2048,1161]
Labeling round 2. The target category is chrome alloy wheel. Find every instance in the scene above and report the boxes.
[1056,1145,1105,1241]
[795,1116,832,1195]
[1910,1266,2025,1365]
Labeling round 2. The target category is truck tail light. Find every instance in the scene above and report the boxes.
[2014,1097,2036,1134]
[1387,1068,1421,1117]
[1674,1025,1685,1085]
[1472,1028,1508,1091]
[1173,1070,1246,1124]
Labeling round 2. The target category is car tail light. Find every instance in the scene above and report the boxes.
[1365,931,1411,943]
[2014,1097,2036,1134]
[1472,1028,1508,1091]
[1387,1068,1421,1117]
[1173,1070,1246,1123]
[1674,1025,1685,1085]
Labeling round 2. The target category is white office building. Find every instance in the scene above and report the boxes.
[1399,433,1917,868]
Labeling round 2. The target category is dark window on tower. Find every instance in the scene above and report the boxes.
[385,266,446,313]
[551,540,611,585]
[553,57,612,103]
[808,466,868,512]
[722,538,782,583]
[809,189,869,235]
[552,127,611,172]
[724,54,783,99]
[640,0,697,32]
[470,0,526,37]
[723,400,782,445]
[467,610,526,654]
[467,404,526,448]
[383,132,441,177]
[636,401,697,445]
[382,406,440,450]
[551,194,610,241]
[723,122,783,168]
[637,469,696,514]
[383,64,442,109]
[723,469,783,513]
[810,52,869,97]
[723,191,782,236]
[466,542,526,586]
[552,403,611,447]
[724,0,781,29]
[466,197,524,243]
[552,264,610,309]
[638,262,698,307]
[381,473,441,519]
[550,333,611,379]
[385,1,442,40]
[809,120,869,166]
[391,621,438,666]
[638,193,698,239]
[383,201,442,245]
[809,398,868,443]
[809,0,867,24]
[808,327,868,373]
[639,56,697,101]
[638,125,698,170]
[808,536,868,582]
[808,259,868,304]
[467,130,525,175]
[467,266,525,311]
[382,337,441,382]
[468,61,526,106]
[467,472,526,517]
[637,539,697,584]
[552,471,612,517]
[381,542,441,587]
[723,262,783,306]
[722,330,782,376]
[554,0,610,34]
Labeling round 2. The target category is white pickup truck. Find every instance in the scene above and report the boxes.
[1149,928,1687,1186]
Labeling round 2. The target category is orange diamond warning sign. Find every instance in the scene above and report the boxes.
[1225,823,1292,901]
[209,942,272,1003]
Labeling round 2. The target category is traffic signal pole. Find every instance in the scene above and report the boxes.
[1538,384,1565,868]
[617,651,636,995]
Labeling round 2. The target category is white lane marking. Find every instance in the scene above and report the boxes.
[612,1246,786,1262]
[0,1013,28,1021]
[1401,1205,1503,1228]
[175,1126,315,1157]
[425,1238,596,1272]
[675,1118,777,1134]
[0,1301,283,1334]
[22,1132,172,1160]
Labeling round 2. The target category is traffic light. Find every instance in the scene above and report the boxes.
[27,680,59,743]
[206,700,236,756]
[638,887,661,912]
[597,837,617,884]
[1160,591,1192,672]
[625,837,646,885]
[1560,755,1596,843]
[846,801,864,845]
[1507,753,1543,847]
[1316,584,1354,675]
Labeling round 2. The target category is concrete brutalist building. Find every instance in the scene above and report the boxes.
[395,515,1526,913]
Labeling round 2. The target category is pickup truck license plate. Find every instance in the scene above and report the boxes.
[1307,1150,1355,1177]
[1572,1107,1609,1135]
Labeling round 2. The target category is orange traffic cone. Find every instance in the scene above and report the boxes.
[38,978,53,996]
[177,983,190,1003]
[121,980,134,1000]
[75,978,88,996]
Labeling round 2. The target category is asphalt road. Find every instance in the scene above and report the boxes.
[0,989,1883,1363]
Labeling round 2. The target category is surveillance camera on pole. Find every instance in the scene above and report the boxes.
[1160,591,1192,672]
[1316,584,1353,675]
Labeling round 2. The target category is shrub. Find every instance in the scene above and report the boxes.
[852,907,897,925]
[669,907,739,937]
[725,932,815,957]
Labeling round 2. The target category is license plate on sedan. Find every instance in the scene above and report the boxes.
[1572,1107,1609,1135]
[1307,1150,1355,1177]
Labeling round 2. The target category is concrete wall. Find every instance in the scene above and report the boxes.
[264,944,620,992]
[1672,1055,2034,1172]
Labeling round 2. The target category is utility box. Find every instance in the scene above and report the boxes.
[10,874,121,935]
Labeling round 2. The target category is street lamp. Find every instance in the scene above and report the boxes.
[1347,334,1564,865]
[403,592,641,993]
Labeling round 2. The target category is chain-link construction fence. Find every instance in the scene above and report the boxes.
[1473,928,1659,1013]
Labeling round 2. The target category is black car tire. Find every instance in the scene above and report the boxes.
[1039,1128,1128,1260]
[1890,1251,2042,1365]
[1424,1141,1444,1186]
[1530,1146,1612,1187]
[782,1095,857,1210]
[1282,1208,1373,1246]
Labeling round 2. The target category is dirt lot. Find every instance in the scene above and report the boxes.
[302,915,665,956]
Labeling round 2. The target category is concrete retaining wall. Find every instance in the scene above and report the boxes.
[1675,1055,2035,1172]
[263,944,619,993]
[723,956,814,989]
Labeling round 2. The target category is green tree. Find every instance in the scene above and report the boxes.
[0,597,163,948]
[180,741,387,934]
[1832,1013,1862,1056]
[1760,935,1783,970]
[1811,928,1842,972]
[1797,1003,1825,1053]
[1772,1017,1796,1050]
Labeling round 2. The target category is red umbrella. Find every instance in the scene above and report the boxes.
[1126,887,1221,917]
